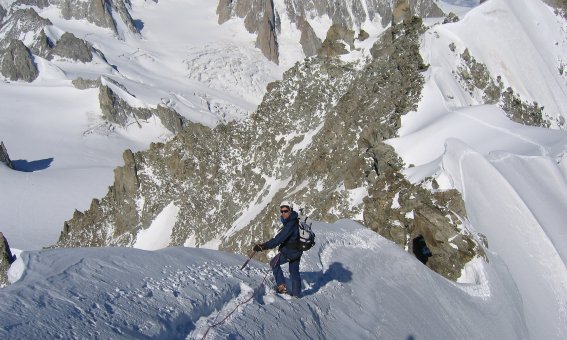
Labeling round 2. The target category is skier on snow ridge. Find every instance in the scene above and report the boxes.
[253,201,303,297]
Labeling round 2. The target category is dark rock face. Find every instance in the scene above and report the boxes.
[0,142,14,169]
[0,39,39,82]
[1,232,16,288]
[57,18,481,281]
[50,32,93,62]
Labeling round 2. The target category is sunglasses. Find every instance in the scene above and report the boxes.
[280,209,290,214]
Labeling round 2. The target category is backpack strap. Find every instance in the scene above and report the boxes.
[279,218,300,251]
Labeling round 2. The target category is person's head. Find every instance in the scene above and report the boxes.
[280,201,293,217]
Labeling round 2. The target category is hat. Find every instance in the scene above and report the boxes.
[280,200,293,210]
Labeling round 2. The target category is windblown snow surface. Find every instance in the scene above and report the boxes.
[1,221,527,339]
[2,0,567,339]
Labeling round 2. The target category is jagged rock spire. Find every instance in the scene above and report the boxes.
[0,232,16,288]
[217,0,279,63]
[0,142,14,170]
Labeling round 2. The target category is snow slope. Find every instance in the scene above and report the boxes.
[0,220,528,339]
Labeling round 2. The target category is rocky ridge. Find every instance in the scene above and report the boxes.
[217,0,444,62]
[57,18,482,281]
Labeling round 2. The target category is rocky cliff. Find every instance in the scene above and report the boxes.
[57,18,482,281]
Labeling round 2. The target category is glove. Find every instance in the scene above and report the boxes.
[253,244,264,252]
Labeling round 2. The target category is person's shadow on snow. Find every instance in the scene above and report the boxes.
[301,262,352,296]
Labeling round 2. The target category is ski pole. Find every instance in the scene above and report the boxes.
[240,249,256,270]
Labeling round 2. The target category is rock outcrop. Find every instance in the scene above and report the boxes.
[50,32,93,62]
[0,232,16,288]
[0,39,39,82]
[547,0,567,13]
[217,0,279,63]
[318,24,355,57]
[297,16,322,57]
[455,46,552,128]
[0,142,14,169]
[57,18,482,281]
[98,80,186,133]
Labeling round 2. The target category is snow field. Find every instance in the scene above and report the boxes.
[1,220,528,339]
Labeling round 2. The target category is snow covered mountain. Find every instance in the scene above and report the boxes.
[1,221,529,339]
[2,0,567,338]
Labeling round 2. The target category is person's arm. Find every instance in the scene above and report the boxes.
[259,222,294,250]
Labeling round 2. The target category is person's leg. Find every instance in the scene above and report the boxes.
[271,253,288,288]
[289,258,301,296]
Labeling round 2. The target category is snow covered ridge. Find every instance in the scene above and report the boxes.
[0,221,529,339]
[386,1,567,338]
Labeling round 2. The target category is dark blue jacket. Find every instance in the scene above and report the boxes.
[263,211,302,259]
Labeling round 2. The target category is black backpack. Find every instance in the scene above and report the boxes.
[296,215,316,251]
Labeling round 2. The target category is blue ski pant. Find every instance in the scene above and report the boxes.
[271,252,302,296]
